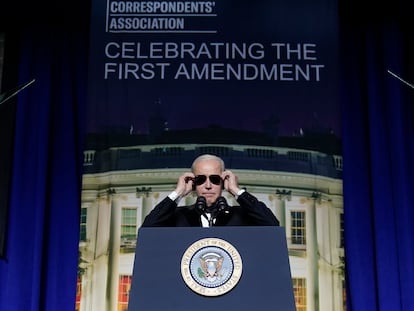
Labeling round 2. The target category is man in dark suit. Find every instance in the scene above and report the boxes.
[142,154,279,227]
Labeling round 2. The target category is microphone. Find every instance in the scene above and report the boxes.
[209,197,229,226]
[195,196,212,226]
[195,196,207,216]
[215,196,228,214]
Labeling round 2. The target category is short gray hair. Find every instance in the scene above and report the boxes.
[191,154,225,172]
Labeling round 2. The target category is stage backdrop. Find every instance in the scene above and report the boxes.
[86,0,340,137]
[78,0,342,310]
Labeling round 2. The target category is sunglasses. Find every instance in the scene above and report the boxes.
[194,175,222,186]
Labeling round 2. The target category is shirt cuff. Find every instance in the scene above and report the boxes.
[234,189,246,200]
[168,191,180,202]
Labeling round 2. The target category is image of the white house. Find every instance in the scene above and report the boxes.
[77,126,344,311]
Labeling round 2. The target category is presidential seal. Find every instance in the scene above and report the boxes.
[180,238,243,297]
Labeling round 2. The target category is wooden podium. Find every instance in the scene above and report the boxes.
[128,226,296,311]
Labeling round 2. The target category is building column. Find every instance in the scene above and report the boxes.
[107,190,121,311]
[306,192,320,311]
[275,189,291,228]
[136,187,153,221]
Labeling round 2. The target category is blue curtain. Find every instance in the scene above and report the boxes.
[340,1,414,310]
[1,0,413,310]
[0,5,88,310]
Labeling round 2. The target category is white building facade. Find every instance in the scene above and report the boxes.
[78,143,344,311]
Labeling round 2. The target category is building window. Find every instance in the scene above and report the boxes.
[342,279,347,311]
[118,275,132,311]
[292,277,307,311]
[121,207,137,236]
[121,207,137,252]
[79,207,87,241]
[76,275,82,311]
[291,211,306,245]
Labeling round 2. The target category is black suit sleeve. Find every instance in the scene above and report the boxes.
[141,197,177,227]
[236,191,280,226]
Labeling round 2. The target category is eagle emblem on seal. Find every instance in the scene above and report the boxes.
[181,238,243,296]
[198,252,225,282]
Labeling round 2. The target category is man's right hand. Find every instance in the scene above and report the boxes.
[174,173,195,198]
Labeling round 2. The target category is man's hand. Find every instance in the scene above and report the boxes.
[221,170,241,196]
[174,172,195,198]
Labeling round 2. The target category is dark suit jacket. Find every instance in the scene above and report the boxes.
[141,191,279,227]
